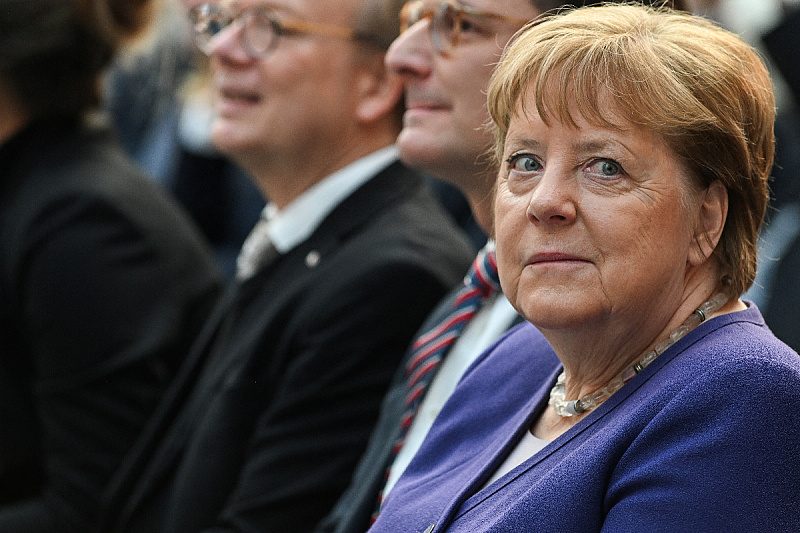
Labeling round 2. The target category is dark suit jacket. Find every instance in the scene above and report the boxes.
[316,288,523,533]
[100,160,475,533]
[763,7,800,108]
[763,227,800,353]
[0,119,222,532]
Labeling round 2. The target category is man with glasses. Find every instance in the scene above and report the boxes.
[316,1,687,532]
[99,0,474,531]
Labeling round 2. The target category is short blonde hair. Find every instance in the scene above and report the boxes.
[488,3,775,297]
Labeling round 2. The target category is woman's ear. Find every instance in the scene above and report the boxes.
[353,53,404,124]
[688,180,728,267]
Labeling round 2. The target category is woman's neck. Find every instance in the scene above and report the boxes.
[533,276,736,439]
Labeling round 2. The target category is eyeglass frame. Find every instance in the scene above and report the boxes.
[399,0,531,55]
[188,3,381,59]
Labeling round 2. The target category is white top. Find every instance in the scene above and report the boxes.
[482,430,550,488]
[382,287,519,498]
[262,145,399,254]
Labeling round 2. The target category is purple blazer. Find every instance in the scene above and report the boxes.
[369,304,800,532]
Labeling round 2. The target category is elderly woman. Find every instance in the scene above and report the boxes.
[368,4,800,532]
[0,0,221,531]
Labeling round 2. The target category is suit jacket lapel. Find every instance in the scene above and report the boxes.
[101,283,241,528]
[103,160,424,529]
[307,161,421,252]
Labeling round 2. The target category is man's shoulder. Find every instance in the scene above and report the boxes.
[349,162,474,248]
[312,160,474,274]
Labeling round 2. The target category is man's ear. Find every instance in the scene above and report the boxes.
[688,180,728,267]
[353,52,404,124]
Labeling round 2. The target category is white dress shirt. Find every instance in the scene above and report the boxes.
[383,287,519,498]
[264,146,399,254]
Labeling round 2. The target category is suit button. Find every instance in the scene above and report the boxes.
[422,525,435,533]
[305,250,321,268]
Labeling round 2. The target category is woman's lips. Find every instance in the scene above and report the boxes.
[531,251,582,261]
[527,252,589,266]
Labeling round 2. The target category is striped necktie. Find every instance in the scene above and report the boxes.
[373,249,501,519]
[397,247,500,447]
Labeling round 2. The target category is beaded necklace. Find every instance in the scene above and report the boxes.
[549,292,730,417]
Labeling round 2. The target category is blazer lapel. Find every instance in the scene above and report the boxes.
[310,160,422,252]
[103,160,424,530]
[451,364,560,517]
[101,283,241,529]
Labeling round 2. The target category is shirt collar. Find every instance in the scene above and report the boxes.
[263,145,399,254]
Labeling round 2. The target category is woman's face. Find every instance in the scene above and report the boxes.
[494,92,703,333]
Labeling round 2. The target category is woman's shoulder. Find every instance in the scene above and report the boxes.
[2,119,160,204]
[640,304,800,425]
[0,119,218,292]
[400,322,559,486]
[690,302,799,368]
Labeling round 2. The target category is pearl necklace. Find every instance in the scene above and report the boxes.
[549,292,730,417]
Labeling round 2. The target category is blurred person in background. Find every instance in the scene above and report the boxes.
[0,0,223,531]
[105,0,266,276]
[748,2,800,351]
[99,0,475,530]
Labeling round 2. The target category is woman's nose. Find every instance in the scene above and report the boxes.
[526,169,577,225]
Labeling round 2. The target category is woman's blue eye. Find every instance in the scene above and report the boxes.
[600,161,619,175]
[587,159,623,177]
[507,155,541,172]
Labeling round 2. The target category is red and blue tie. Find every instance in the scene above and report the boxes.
[373,249,501,520]
[398,249,501,444]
